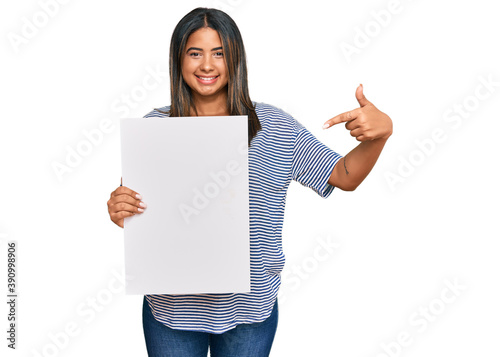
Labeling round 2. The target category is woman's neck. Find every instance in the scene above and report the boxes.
[190,91,230,117]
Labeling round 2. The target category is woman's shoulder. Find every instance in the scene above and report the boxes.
[254,102,290,115]
[253,102,296,126]
[143,105,171,118]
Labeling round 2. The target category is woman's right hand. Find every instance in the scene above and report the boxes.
[107,185,147,228]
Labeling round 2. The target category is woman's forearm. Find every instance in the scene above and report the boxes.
[328,136,389,191]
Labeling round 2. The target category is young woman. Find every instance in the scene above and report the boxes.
[107,7,392,357]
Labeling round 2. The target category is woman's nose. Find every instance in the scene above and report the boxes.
[200,56,214,72]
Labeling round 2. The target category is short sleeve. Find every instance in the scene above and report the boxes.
[291,119,342,198]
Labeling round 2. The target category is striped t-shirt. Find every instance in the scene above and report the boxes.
[143,102,342,334]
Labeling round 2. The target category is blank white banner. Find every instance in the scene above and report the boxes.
[120,116,250,295]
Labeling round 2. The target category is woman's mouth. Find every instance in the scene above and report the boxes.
[195,75,219,84]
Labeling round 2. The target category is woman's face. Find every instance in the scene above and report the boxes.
[182,28,229,103]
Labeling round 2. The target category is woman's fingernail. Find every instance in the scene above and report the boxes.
[322,123,330,129]
[136,194,142,199]
[140,202,147,208]
[138,208,144,213]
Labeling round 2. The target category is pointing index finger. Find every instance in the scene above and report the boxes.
[323,109,359,129]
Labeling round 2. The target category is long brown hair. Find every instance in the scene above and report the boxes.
[159,7,261,146]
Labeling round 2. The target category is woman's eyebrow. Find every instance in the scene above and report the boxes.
[186,46,223,52]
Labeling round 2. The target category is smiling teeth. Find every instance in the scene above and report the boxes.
[198,76,217,80]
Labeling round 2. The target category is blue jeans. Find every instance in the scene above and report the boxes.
[142,296,278,357]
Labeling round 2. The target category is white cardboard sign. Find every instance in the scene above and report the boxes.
[120,116,250,295]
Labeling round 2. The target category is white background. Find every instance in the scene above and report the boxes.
[1,0,499,356]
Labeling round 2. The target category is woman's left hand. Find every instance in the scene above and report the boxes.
[323,84,393,142]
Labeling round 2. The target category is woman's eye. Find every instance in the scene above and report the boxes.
[214,52,224,57]
[189,52,201,57]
